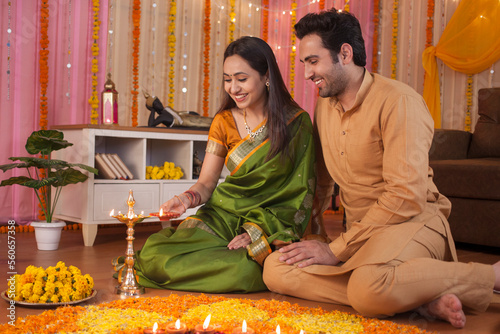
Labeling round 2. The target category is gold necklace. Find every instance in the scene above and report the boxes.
[243,109,266,143]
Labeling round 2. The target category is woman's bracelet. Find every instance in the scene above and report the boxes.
[174,195,187,211]
[183,190,201,207]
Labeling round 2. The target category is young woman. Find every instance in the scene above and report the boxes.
[123,37,316,293]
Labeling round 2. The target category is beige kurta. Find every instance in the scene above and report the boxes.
[307,70,457,275]
[263,71,497,314]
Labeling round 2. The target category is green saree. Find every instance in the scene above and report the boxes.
[134,110,315,293]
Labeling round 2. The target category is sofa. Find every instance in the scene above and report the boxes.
[429,88,500,248]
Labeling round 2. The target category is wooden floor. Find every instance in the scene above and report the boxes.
[1,214,500,333]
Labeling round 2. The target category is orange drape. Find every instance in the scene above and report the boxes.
[422,0,500,128]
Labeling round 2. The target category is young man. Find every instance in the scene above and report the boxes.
[263,8,500,328]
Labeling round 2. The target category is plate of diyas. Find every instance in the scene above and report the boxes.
[150,209,181,221]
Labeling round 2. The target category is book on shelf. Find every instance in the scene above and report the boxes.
[110,153,134,180]
[94,153,134,180]
[100,153,124,179]
[94,154,117,179]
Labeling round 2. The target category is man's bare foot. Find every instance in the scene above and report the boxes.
[417,294,466,328]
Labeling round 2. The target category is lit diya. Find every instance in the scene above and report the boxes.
[150,208,181,221]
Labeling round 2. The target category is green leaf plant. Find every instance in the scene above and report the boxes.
[0,130,98,223]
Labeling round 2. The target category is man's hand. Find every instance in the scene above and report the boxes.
[278,240,340,268]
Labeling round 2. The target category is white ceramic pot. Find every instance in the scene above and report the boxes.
[30,221,66,251]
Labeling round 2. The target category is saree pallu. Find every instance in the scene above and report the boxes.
[134,110,315,293]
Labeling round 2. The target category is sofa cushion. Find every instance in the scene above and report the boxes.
[468,88,500,158]
[430,158,500,200]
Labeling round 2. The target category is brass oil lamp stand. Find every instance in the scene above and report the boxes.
[110,190,150,296]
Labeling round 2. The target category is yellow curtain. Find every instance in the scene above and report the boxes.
[422,0,500,129]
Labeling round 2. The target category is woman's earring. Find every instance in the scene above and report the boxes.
[266,81,270,92]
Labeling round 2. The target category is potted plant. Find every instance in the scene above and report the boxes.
[0,130,98,250]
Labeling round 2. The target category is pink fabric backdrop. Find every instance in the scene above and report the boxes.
[0,0,109,224]
[0,0,372,224]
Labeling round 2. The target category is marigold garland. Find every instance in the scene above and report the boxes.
[38,0,50,220]
[425,0,435,48]
[261,0,269,42]
[229,0,236,43]
[131,0,141,127]
[88,0,100,125]
[2,294,438,333]
[371,0,381,73]
[390,0,399,79]
[465,75,473,131]
[319,0,325,10]
[167,0,176,108]
[289,2,297,98]
[344,0,350,12]
[202,0,211,117]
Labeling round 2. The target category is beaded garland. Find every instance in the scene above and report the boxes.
[371,0,381,73]
[390,0,399,80]
[131,0,141,127]
[167,0,176,108]
[203,0,211,117]
[88,0,101,125]
[38,0,50,221]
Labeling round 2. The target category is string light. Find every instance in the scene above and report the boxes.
[66,0,72,104]
[106,0,115,75]
[151,2,157,95]
[6,1,12,100]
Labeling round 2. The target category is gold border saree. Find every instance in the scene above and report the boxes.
[134,110,315,293]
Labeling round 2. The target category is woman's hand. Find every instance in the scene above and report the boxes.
[160,195,188,215]
[228,232,252,250]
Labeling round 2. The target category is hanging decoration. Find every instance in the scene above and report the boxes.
[38,0,50,221]
[151,2,157,95]
[319,0,325,10]
[261,0,269,42]
[344,0,350,12]
[465,75,473,132]
[425,0,435,48]
[130,0,141,127]
[88,0,100,125]
[407,0,414,85]
[371,0,381,73]
[229,0,236,43]
[289,1,297,98]
[106,0,116,75]
[202,0,211,117]
[167,0,176,108]
[65,0,72,105]
[6,1,13,100]
[390,0,399,80]
[39,0,49,131]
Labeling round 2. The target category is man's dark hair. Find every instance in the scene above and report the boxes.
[294,8,366,67]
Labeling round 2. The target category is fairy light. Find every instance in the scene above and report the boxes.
[151,2,157,95]
[6,0,12,100]
[106,0,116,75]
[65,0,72,104]
[181,4,189,108]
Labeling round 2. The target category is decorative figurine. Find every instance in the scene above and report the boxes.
[144,90,213,129]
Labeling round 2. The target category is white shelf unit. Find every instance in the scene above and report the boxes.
[51,125,210,246]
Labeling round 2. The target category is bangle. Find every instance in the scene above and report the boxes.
[175,195,187,211]
[183,190,201,207]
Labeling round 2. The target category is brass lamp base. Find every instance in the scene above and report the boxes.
[111,190,150,297]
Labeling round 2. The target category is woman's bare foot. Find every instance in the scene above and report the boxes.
[417,294,466,328]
